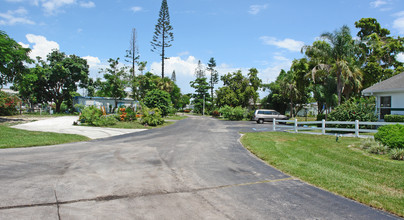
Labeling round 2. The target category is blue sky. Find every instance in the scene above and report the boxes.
[1,0,404,96]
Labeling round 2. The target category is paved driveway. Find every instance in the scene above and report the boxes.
[0,116,399,219]
[11,116,147,139]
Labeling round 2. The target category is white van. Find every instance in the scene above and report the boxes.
[253,109,288,124]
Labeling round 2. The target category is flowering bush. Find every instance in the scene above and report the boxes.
[0,91,20,116]
[118,107,137,121]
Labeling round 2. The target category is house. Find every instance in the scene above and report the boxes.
[362,72,404,120]
[73,96,138,113]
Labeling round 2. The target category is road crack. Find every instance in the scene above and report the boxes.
[0,177,296,211]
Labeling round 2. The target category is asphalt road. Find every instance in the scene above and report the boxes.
[0,115,400,219]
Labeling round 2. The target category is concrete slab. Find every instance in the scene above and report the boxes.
[11,116,147,139]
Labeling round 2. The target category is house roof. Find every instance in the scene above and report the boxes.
[362,72,404,95]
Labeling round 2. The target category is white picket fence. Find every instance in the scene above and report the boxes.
[273,119,404,137]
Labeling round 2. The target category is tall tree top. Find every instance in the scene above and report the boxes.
[151,0,174,55]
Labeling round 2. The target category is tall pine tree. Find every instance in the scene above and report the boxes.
[151,0,174,79]
[207,57,218,104]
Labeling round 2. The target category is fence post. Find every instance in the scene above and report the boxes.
[273,119,276,131]
[294,119,298,133]
[355,120,359,137]
[322,119,326,135]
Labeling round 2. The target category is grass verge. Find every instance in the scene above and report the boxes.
[0,125,90,149]
[241,132,404,217]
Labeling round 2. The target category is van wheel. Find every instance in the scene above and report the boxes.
[257,119,264,124]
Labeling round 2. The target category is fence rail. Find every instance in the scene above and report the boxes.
[273,119,404,137]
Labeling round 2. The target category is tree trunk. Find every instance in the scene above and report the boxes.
[337,70,342,106]
[55,99,62,113]
[161,31,165,79]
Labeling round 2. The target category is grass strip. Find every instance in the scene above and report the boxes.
[0,125,90,149]
[241,132,404,217]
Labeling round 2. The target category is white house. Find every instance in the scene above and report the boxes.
[73,96,138,113]
[362,72,404,120]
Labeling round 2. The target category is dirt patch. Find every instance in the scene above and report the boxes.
[0,115,50,126]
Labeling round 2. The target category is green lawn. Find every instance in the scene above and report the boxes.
[0,125,90,149]
[241,132,404,217]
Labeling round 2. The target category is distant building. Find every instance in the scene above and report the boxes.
[362,72,404,120]
[73,96,139,113]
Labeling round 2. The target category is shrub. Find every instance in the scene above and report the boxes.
[118,107,136,121]
[0,91,20,116]
[79,106,103,125]
[144,89,172,117]
[328,97,377,128]
[367,144,389,155]
[316,114,326,121]
[384,115,404,122]
[360,138,376,150]
[94,115,118,127]
[74,104,86,113]
[218,105,248,121]
[374,124,404,149]
[389,148,404,160]
[141,107,164,126]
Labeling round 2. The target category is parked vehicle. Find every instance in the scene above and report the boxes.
[253,109,288,124]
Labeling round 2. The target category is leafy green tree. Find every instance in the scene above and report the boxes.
[261,70,289,114]
[216,69,261,108]
[207,57,218,104]
[98,58,129,108]
[151,0,174,78]
[0,31,31,87]
[355,18,404,89]
[143,89,172,117]
[178,93,190,110]
[14,50,89,113]
[138,61,147,75]
[190,76,210,114]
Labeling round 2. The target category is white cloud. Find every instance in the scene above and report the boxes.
[248,4,268,15]
[18,42,30,48]
[150,56,198,77]
[260,36,304,52]
[131,6,143,13]
[41,0,76,15]
[396,52,404,63]
[260,56,293,83]
[25,34,59,59]
[79,1,95,8]
[370,0,387,8]
[393,11,404,34]
[0,7,35,25]
[82,56,100,68]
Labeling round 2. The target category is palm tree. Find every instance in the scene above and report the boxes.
[303,25,362,105]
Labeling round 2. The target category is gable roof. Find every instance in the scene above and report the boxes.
[362,72,404,95]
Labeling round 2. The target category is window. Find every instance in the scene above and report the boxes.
[380,96,391,119]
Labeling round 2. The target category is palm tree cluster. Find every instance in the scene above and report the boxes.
[264,18,404,117]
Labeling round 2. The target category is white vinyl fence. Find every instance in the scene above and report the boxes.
[273,119,404,137]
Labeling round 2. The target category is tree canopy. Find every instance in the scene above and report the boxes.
[0,30,31,87]
[14,50,89,112]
